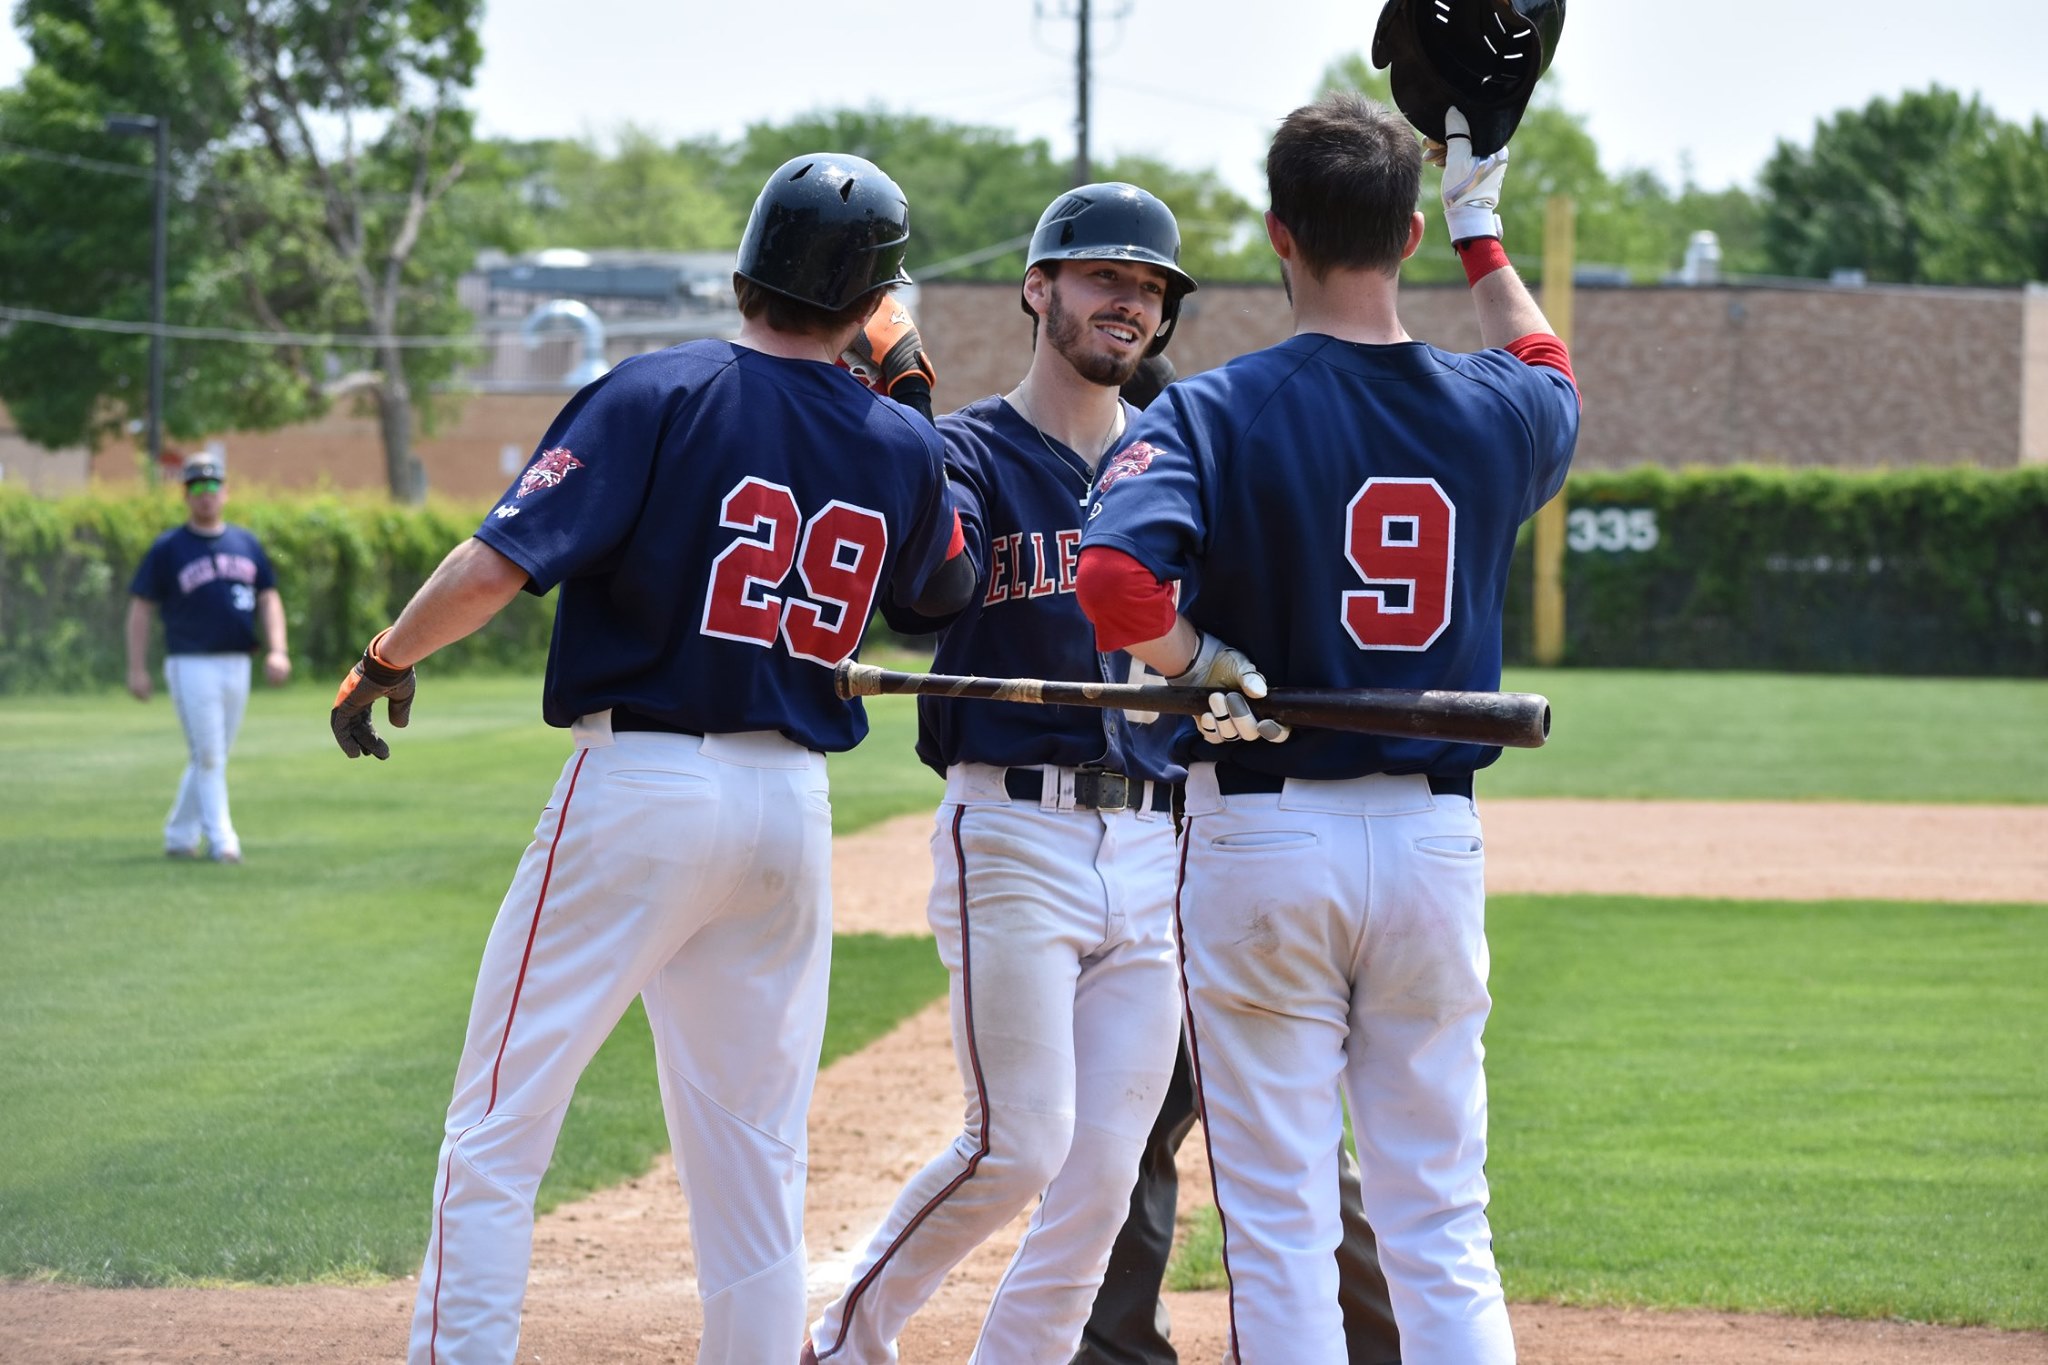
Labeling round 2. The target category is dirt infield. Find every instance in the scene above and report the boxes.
[5,800,2045,1364]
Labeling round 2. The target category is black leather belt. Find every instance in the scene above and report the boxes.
[1213,763,1472,800]
[1004,767,1177,813]
[609,706,703,736]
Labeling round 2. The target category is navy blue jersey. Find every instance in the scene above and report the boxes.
[476,340,958,753]
[900,396,1184,783]
[1082,334,1578,779]
[129,525,276,655]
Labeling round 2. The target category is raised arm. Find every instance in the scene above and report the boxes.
[1437,107,1562,353]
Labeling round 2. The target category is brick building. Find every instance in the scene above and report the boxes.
[10,270,2047,499]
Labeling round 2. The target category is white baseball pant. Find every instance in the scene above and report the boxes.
[162,651,251,858]
[1178,763,1513,1365]
[809,762,1183,1364]
[410,716,834,1365]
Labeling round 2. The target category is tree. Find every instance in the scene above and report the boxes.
[0,0,499,501]
[714,108,1073,283]
[704,109,1274,287]
[1090,154,1270,283]
[1761,86,2048,285]
[1315,53,1764,285]
[500,127,741,253]
[0,0,279,457]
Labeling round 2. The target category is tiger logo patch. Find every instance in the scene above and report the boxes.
[517,447,583,498]
[1096,441,1157,495]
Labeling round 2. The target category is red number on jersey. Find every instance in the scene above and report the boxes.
[783,501,891,666]
[702,477,801,646]
[700,478,891,665]
[1342,478,1456,651]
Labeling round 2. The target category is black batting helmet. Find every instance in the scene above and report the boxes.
[1371,0,1566,158]
[736,153,914,310]
[1119,354,1178,411]
[1019,183,1198,357]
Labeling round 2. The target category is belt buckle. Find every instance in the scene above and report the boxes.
[1073,767,1130,812]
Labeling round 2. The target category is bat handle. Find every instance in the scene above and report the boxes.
[835,660,885,700]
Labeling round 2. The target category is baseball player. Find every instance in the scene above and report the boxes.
[1075,355,1401,1365]
[1075,95,1580,1363]
[805,184,1193,1365]
[326,152,972,1365]
[125,452,291,863]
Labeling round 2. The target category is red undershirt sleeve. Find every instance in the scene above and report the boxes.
[1505,331,1577,389]
[1076,547,1178,653]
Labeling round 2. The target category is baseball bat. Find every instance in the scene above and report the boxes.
[834,662,1549,748]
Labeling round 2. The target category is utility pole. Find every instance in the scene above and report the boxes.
[1043,0,1127,186]
[1073,0,1091,186]
[106,114,168,482]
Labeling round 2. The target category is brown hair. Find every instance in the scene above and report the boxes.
[732,276,879,341]
[1265,93,1422,278]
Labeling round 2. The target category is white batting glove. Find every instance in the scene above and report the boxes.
[1440,106,1509,244]
[1170,632,1291,745]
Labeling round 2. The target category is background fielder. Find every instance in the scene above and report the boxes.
[125,452,291,864]
[328,152,970,1365]
[1076,95,1579,1362]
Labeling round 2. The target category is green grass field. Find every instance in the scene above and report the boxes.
[2,668,2044,1329]
[0,674,947,1284]
[1485,668,2048,803]
[1166,896,2048,1328]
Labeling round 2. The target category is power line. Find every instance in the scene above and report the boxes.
[913,232,1036,281]
[0,226,1048,342]
[0,303,486,348]
[0,136,164,178]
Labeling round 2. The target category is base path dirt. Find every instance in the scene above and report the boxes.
[835,800,2048,934]
[5,800,2044,1363]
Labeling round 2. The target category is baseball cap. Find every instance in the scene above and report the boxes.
[181,454,225,486]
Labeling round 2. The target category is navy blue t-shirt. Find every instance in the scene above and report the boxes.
[1082,334,1578,779]
[128,524,276,655]
[892,395,1184,783]
[475,340,958,754]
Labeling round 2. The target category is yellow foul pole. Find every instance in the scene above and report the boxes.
[1532,195,1575,666]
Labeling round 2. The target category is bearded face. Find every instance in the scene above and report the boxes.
[1034,262,1169,388]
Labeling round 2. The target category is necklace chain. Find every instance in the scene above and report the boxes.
[1014,388,1124,468]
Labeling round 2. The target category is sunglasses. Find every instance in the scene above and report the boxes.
[185,479,223,494]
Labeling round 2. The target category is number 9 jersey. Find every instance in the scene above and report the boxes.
[475,340,962,752]
[1080,333,1578,778]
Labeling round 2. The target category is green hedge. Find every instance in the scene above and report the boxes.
[0,489,553,692]
[1502,467,2048,675]
[5,468,2045,693]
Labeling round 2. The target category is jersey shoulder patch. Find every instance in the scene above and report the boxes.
[516,446,584,497]
[1097,440,1158,494]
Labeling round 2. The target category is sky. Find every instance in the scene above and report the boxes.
[4,0,2046,204]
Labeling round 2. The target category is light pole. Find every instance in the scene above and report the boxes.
[105,114,167,481]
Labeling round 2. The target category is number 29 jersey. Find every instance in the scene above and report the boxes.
[1081,333,1578,779]
[474,340,960,753]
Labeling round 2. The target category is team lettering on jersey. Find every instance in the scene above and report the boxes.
[176,552,261,596]
[983,528,1082,606]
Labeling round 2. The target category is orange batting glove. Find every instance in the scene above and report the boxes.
[840,294,938,398]
[330,628,417,760]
